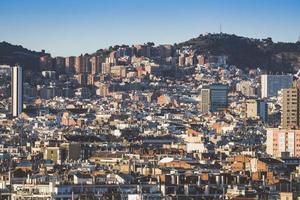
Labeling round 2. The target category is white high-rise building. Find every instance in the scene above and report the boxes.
[11,66,23,117]
[261,74,293,98]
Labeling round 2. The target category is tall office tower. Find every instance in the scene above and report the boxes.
[261,74,293,98]
[11,66,23,117]
[210,83,228,112]
[200,83,228,113]
[281,86,300,129]
[266,128,300,157]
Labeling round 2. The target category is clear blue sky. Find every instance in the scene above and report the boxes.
[0,0,299,56]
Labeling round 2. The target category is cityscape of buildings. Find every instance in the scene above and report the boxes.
[0,38,300,200]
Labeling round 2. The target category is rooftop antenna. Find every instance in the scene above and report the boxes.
[220,23,222,34]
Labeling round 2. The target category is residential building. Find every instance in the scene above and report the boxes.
[281,86,300,129]
[266,128,300,157]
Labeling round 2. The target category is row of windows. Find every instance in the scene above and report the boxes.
[286,102,297,105]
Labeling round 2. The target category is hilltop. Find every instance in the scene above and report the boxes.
[177,33,300,72]
[0,41,47,72]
